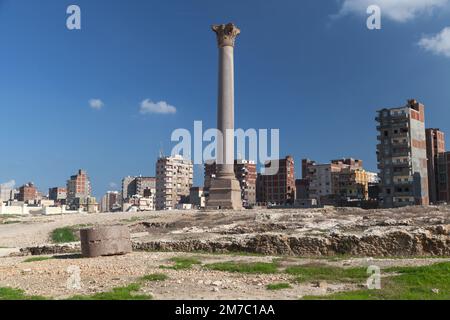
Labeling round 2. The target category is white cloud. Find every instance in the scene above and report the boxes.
[336,0,449,22]
[109,182,117,189]
[0,180,15,189]
[139,99,177,115]
[89,99,104,110]
[418,27,450,57]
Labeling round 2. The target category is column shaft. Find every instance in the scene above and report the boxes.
[217,46,235,178]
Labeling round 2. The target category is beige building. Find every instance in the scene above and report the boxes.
[155,155,193,210]
[100,191,122,213]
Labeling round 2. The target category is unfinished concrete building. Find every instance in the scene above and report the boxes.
[376,99,429,208]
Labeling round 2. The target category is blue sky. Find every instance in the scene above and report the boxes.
[1,0,450,198]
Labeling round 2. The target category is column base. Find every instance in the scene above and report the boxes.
[206,177,243,210]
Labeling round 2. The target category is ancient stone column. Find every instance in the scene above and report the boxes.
[80,226,132,258]
[206,23,243,210]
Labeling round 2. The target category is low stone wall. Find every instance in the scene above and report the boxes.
[133,226,449,257]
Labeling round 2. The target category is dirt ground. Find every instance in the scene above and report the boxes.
[1,251,448,300]
[0,207,449,299]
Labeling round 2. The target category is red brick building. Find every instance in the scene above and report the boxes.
[18,182,37,203]
[259,156,296,205]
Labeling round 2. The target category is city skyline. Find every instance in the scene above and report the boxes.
[2,1,450,198]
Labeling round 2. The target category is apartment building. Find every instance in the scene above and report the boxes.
[48,187,67,205]
[100,191,122,213]
[303,158,367,205]
[259,156,296,205]
[155,155,193,210]
[66,169,92,210]
[437,152,450,202]
[426,128,446,204]
[376,99,429,207]
[122,176,156,202]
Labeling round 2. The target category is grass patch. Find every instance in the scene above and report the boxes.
[285,263,367,283]
[160,257,202,270]
[0,287,47,300]
[140,273,168,282]
[204,261,279,274]
[303,262,450,300]
[23,256,54,263]
[266,283,292,290]
[70,283,152,300]
[50,227,77,243]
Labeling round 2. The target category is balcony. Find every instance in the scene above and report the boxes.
[392,161,411,169]
[392,149,410,157]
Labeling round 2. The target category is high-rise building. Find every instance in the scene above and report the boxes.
[426,128,446,204]
[48,187,67,205]
[155,155,193,210]
[66,169,92,209]
[376,99,429,207]
[18,182,37,203]
[204,160,257,207]
[259,156,296,205]
[437,152,450,202]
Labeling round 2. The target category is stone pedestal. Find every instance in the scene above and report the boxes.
[206,178,242,210]
[80,226,132,258]
[206,23,243,210]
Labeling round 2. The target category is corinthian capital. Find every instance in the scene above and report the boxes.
[212,23,241,48]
